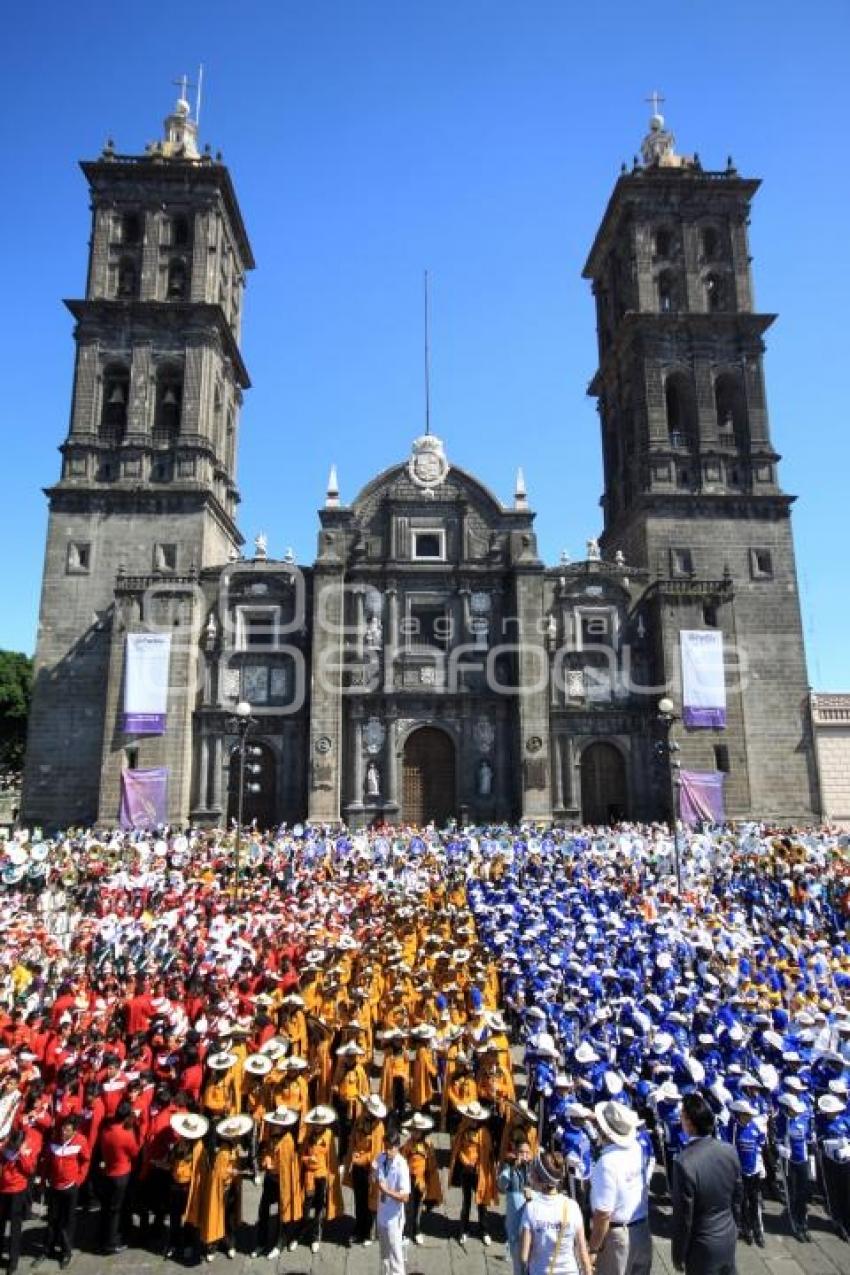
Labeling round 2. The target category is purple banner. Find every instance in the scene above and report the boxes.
[119,767,168,831]
[679,769,725,827]
[681,630,726,730]
[123,633,171,736]
[683,706,727,729]
[124,712,166,734]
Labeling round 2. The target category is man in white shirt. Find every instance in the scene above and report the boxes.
[372,1127,411,1275]
[588,1101,652,1275]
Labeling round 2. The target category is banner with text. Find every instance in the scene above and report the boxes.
[679,769,726,827]
[681,629,726,728]
[123,633,171,734]
[119,766,168,831]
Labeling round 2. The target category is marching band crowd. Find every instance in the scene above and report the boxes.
[0,821,847,1275]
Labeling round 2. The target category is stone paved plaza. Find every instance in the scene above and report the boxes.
[14,1147,850,1275]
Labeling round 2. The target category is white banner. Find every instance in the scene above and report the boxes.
[123,633,171,734]
[681,629,726,728]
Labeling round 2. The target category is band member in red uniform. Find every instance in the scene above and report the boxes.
[44,1114,91,1269]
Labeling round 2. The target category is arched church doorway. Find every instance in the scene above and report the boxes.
[227,741,277,831]
[580,741,627,826]
[402,727,455,827]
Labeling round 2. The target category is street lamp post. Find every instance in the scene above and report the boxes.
[656,696,683,894]
[226,700,261,904]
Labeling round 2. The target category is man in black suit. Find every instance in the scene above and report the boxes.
[671,1091,742,1275]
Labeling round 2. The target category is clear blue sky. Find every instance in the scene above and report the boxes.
[2,1,848,688]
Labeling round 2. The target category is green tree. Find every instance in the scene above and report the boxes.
[0,650,33,770]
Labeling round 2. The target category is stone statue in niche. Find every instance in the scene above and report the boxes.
[364,614,383,649]
[365,761,380,798]
[477,759,493,797]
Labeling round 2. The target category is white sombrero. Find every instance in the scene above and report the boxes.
[458,1101,490,1122]
[263,1106,299,1128]
[207,1051,238,1071]
[360,1094,387,1120]
[171,1112,209,1140]
[259,1036,290,1060]
[243,1053,273,1077]
[303,1105,337,1126]
[216,1114,254,1139]
[403,1112,434,1132]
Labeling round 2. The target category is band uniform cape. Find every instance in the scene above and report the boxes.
[448,1120,497,1205]
[411,1044,438,1110]
[263,1130,304,1224]
[343,1117,385,1210]
[402,1135,443,1204]
[670,1134,743,1274]
[300,1127,344,1219]
[186,1144,242,1245]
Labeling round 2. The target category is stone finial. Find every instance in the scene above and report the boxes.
[254,532,268,560]
[514,467,528,511]
[325,464,340,508]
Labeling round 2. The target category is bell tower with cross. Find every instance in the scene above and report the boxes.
[580,99,817,821]
[22,86,255,828]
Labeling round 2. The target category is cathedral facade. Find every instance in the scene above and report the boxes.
[21,99,819,830]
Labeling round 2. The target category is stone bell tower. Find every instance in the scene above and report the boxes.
[582,105,817,820]
[22,91,254,829]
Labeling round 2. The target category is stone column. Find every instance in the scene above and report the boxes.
[307,567,345,823]
[515,568,553,821]
[354,587,365,660]
[197,733,210,810]
[352,717,365,807]
[459,588,472,643]
[211,734,224,820]
[385,587,399,692]
[385,717,399,814]
[552,734,565,811]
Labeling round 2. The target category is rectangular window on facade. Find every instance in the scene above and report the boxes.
[236,606,280,651]
[154,543,177,572]
[412,529,445,561]
[124,746,139,770]
[269,666,289,701]
[405,600,451,648]
[671,548,694,577]
[703,602,719,627]
[242,664,269,704]
[240,663,290,706]
[576,608,616,650]
[67,542,91,574]
[714,744,730,772]
[750,548,773,579]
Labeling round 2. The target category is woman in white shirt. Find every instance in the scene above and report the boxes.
[520,1150,592,1275]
